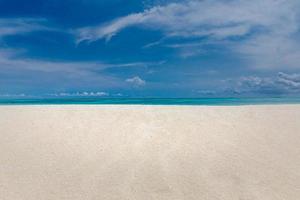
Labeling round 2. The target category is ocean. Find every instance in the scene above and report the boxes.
[1,97,300,105]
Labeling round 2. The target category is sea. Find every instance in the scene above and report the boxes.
[0,97,300,105]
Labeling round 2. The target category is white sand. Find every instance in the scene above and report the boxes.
[0,105,299,200]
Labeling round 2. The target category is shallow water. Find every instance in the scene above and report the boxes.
[1,97,300,105]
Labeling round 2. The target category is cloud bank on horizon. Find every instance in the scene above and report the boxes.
[0,0,300,97]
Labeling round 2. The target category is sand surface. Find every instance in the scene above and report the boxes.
[0,105,299,200]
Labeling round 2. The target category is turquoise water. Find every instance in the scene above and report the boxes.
[1,97,300,105]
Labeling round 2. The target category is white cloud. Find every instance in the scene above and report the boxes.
[0,93,26,97]
[197,90,217,96]
[227,72,300,95]
[126,76,146,87]
[52,91,109,97]
[277,72,300,89]
[76,0,300,69]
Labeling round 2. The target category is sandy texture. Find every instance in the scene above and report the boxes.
[0,105,299,200]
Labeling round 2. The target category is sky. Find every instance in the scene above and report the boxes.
[1,0,300,98]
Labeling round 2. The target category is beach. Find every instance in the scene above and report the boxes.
[0,105,299,200]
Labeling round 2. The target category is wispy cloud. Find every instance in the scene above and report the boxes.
[76,0,300,69]
[0,48,157,74]
[76,13,145,43]
[76,0,299,41]
[0,18,50,39]
[236,34,300,69]
[0,48,104,75]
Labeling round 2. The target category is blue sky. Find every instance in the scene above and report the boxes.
[0,0,300,98]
